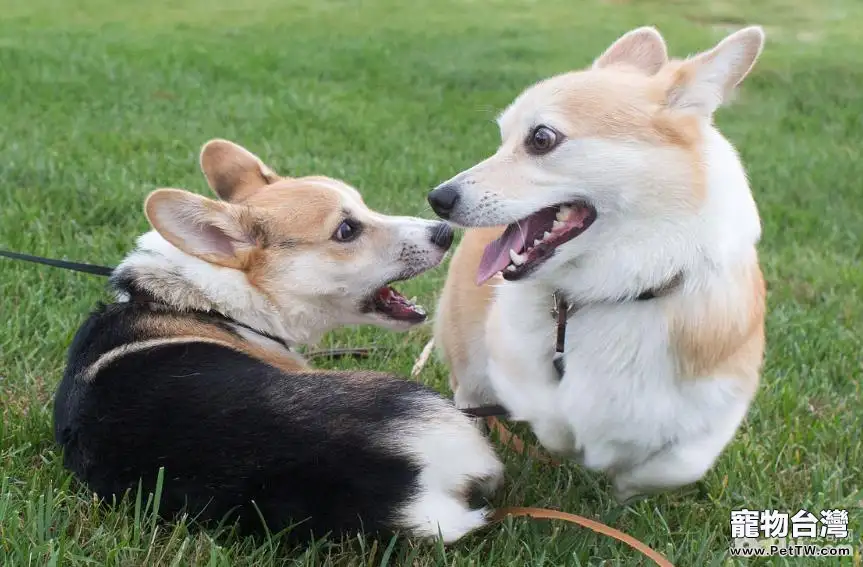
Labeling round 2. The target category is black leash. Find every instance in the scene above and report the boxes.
[0,249,114,277]
[0,249,512,418]
[460,404,511,419]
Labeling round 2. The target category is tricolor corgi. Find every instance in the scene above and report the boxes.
[428,26,766,502]
[54,139,503,541]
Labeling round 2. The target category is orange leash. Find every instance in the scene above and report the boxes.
[491,506,675,567]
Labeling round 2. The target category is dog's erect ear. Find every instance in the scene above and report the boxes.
[592,27,668,75]
[199,139,280,202]
[665,26,765,116]
[145,189,256,269]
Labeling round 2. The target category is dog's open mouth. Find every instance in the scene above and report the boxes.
[366,285,427,323]
[477,202,597,284]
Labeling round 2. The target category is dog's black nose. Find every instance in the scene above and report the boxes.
[428,222,454,251]
[427,184,461,219]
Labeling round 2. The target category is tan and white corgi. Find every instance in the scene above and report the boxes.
[54,139,503,542]
[428,27,766,502]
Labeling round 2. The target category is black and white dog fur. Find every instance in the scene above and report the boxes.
[53,139,503,542]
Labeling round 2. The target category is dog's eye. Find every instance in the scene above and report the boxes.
[333,219,362,242]
[526,125,563,155]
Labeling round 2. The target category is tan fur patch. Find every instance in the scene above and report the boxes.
[134,311,307,374]
[668,262,766,385]
[435,227,504,391]
[558,68,706,206]
[238,179,361,291]
[243,182,344,236]
[501,67,701,150]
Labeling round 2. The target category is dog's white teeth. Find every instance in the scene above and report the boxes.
[552,220,565,232]
[543,231,552,240]
[506,265,517,272]
[556,207,571,222]
[509,249,525,266]
[533,238,542,247]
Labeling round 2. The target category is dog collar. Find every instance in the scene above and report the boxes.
[550,273,684,379]
[124,288,296,353]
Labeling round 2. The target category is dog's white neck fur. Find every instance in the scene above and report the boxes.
[113,231,330,345]
[546,123,760,302]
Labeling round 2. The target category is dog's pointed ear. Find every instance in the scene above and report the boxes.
[592,27,668,75]
[145,188,256,269]
[665,26,764,116]
[199,139,280,202]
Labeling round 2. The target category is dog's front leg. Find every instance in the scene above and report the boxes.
[485,303,577,457]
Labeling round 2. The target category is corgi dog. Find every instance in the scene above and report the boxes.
[54,139,503,542]
[427,27,766,502]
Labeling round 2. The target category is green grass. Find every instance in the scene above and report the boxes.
[1,0,861,564]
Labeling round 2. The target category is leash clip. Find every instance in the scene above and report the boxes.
[552,352,566,378]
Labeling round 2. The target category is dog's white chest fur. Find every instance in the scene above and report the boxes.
[486,282,753,500]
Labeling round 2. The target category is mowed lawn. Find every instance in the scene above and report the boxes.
[1,0,861,565]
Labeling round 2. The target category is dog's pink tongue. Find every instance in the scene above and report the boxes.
[476,223,526,285]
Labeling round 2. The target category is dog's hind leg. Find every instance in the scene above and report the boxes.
[401,492,492,543]
[612,392,750,502]
[611,425,736,503]
[393,401,504,542]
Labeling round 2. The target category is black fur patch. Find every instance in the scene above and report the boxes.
[54,302,445,540]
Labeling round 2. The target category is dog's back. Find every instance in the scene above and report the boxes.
[55,299,500,540]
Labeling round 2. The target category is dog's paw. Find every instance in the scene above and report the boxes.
[406,498,492,543]
[612,482,650,506]
[469,415,491,435]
